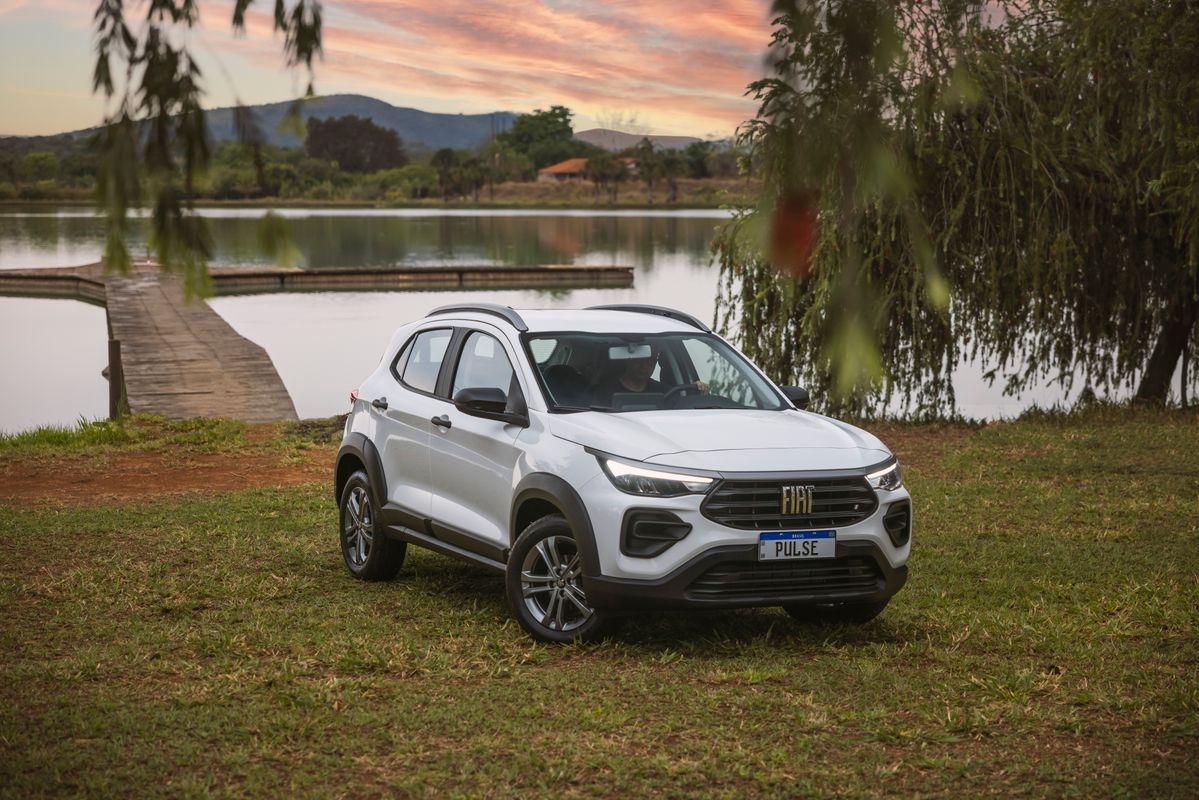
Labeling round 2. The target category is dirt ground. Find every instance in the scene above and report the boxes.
[0,448,333,505]
[0,419,977,507]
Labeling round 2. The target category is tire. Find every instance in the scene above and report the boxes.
[783,598,890,626]
[506,515,606,644]
[338,469,405,581]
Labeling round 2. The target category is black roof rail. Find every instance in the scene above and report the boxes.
[426,303,528,332]
[586,304,711,333]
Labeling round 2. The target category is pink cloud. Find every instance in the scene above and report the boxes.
[202,0,775,135]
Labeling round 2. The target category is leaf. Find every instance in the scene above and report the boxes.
[257,212,301,268]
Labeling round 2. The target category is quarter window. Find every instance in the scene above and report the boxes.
[401,328,453,394]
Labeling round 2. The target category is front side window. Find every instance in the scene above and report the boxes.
[452,331,519,399]
[524,332,784,413]
[399,328,452,394]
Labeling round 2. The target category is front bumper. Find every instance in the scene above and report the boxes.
[581,539,907,612]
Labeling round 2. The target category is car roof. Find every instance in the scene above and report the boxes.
[519,309,703,334]
[427,307,707,335]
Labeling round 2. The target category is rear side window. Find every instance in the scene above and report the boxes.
[399,328,452,394]
[452,332,518,398]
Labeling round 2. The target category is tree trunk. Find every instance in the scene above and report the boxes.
[1135,290,1199,404]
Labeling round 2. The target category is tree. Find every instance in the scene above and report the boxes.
[682,141,713,179]
[659,149,684,204]
[716,0,1198,413]
[496,106,593,170]
[633,139,660,205]
[20,152,60,183]
[585,151,613,204]
[305,115,407,173]
[480,139,532,199]
[91,0,322,294]
[458,156,486,204]
[430,148,459,200]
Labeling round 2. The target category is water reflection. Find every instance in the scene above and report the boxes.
[0,207,726,270]
[0,207,1138,431]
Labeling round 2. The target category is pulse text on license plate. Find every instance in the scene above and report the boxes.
[758,530,836,561]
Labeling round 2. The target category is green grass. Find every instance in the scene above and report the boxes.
[1,409,1196,797]
[0,414,345,461]
[0,415,247,457]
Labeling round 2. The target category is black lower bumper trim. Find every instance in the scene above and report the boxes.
[581,540,907,612]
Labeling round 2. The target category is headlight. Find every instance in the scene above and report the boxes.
[866,461,903,491]
[599,457,713,496]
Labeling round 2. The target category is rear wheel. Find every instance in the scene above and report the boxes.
[506,515,606,643]
[783,598,889,626]
[339,470,405,580]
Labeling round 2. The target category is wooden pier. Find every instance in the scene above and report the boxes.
[0,260,633,422]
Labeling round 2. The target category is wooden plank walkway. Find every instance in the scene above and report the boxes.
[0,260,635,422]
[104,272,298,422]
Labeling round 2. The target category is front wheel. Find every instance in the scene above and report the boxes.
[506,515,606,643]
[783,598,890,626]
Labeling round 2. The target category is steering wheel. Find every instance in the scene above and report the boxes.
[662,383,696,407]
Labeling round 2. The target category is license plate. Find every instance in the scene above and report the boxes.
[758,531,836,561]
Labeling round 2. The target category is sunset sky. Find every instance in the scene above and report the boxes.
[0,0,775,138]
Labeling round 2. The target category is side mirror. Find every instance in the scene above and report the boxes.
[453,386,529,427]
[782,385,810,409]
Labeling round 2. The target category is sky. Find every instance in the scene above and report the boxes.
[0,0,775,138]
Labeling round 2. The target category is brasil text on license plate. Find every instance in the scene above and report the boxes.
[758,530,836,560]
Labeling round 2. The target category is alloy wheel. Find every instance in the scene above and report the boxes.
[520,535,593,632]
[343,485,374,566]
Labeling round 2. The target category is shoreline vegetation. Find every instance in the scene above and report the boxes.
[0,175,755,211]
[2,107,755,212]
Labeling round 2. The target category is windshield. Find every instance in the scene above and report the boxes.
[524,332,786,413]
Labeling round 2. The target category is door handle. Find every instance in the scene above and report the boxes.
[371,397,389,411]
[430,414,452,429]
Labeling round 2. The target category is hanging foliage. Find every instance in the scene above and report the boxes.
[717,0,1199,414]
[92,0,322,296]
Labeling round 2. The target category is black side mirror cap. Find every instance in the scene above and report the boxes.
[453,386,529,427]
[782,385,810,409]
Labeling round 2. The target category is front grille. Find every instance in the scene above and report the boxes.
[701,477,878,530]
[687,557,882,600]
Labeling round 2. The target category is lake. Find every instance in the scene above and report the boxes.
[0,206,1106,433]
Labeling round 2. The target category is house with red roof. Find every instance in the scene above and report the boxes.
[537,157,589,182]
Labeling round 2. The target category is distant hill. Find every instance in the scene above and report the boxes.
[2,98,718,156]
[1,95,518,154]
[207,95,516,151]
[573,129,702,152]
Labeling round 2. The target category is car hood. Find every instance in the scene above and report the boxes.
[549,409,891,473]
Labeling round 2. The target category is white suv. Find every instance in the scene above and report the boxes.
[335,304,910,642]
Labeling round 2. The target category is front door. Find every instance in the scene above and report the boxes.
[430,329,526,555]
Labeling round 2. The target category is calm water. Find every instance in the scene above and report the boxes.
[0,206,1119,433]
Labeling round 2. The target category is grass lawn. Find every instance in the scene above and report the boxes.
[1,408,1196,798]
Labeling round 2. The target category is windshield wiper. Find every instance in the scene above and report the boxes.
[553,404,614,413]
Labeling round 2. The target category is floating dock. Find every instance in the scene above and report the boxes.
[0,260,633,422]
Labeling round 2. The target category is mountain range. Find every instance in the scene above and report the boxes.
[3,94,707,153]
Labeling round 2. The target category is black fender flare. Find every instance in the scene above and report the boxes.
[335,432,387,508]
[510,473,600,577]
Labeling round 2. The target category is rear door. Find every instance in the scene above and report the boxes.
[373,326,455,527]
[429,326,527,556]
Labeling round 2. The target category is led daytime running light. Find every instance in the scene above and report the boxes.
[602,458,713,495]
[866,461,902,490]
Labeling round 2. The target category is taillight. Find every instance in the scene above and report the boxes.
[349,389,359,407]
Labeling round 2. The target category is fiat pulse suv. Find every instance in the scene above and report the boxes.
[335,304,910,642]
